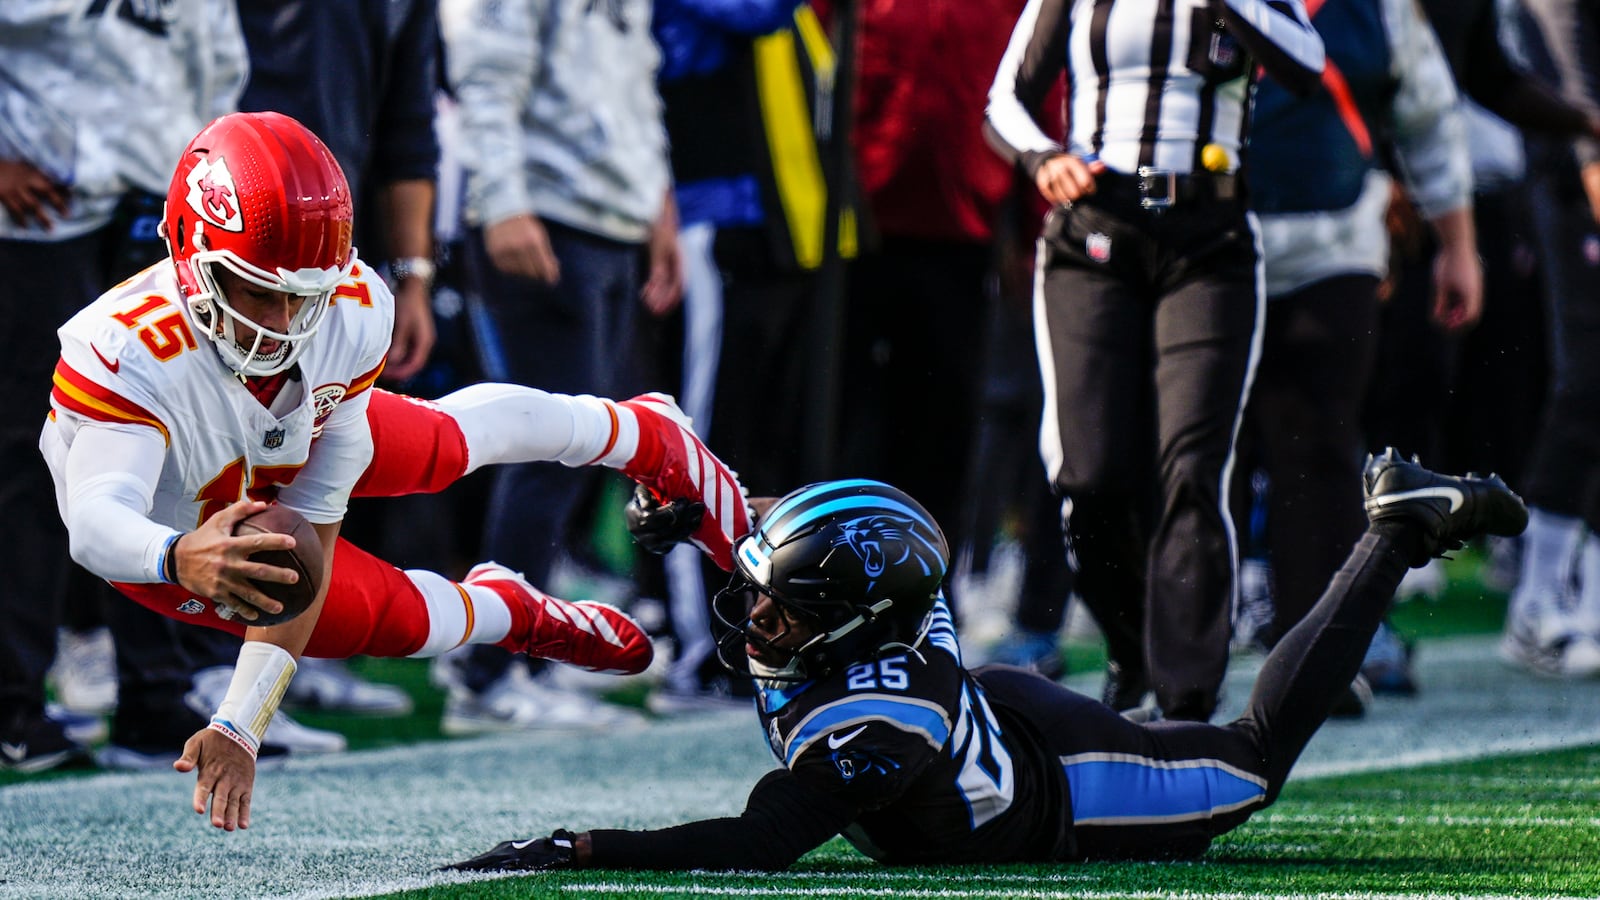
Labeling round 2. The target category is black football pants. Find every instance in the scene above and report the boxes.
[1034,192,1261,721]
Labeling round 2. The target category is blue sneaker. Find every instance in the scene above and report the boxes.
[989,629,1065,680]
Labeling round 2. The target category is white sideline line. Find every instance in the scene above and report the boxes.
[564,886,1588,900]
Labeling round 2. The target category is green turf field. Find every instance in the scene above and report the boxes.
[5,546,1598,899]
[379,746,1600,900]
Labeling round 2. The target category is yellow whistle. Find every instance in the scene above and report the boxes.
[1201,143,1231,173]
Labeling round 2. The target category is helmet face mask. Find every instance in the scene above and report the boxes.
[712,480,949,684]
[161,112,355,377]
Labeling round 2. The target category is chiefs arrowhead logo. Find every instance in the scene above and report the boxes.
[184,156,244,233]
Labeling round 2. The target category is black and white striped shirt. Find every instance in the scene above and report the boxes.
[986,0,1324,177]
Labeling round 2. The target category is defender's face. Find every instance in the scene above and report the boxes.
[744,591,818,666]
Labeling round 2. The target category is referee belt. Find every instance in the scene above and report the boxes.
[1096,168,1240,211]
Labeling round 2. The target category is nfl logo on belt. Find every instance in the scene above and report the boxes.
[263,427,285,449]
[1210,32,1238,67]
[176,599,206,615]
[1087,232,1112,263]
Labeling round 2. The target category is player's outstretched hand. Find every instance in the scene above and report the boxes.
[174,726,258,831]
[176,499,296,622]
[624,484,705,555]
[440,830,579,872]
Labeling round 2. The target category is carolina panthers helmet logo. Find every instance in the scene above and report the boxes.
[834,513,937,590]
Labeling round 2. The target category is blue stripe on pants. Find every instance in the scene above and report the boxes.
[1064,753,1266,825]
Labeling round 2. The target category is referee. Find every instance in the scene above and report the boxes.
[984,0,1323,721]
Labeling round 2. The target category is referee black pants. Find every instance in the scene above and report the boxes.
[1034,190,1261,721]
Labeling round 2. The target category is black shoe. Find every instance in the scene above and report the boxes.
[0,709,92,774]
[1362,449,1529,565]
[1101,660,1149,712]
[102,700,289,770]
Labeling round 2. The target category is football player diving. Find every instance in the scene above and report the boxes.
[42,111,750,831]
[447,459,1526,871]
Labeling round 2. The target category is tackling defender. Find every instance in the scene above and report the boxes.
[448,454,1525,870]
[40,111,750,831]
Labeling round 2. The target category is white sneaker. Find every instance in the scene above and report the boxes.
[189,666,348,754]
[45,702,108,746]
[285,658,413,715]
[440,665,646,736]
[1497,609,1598,679]
[49,627,118,715]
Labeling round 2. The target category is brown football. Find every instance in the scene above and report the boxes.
[232,504,324,626]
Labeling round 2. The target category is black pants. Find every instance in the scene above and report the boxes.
[839,237,992,565]
[1235,275,1379,639]
[978,523,1416,859]
[456,221,648,691]
[1523,177,1600,527]
[1034,189,1260,720]
[0,231,108,720]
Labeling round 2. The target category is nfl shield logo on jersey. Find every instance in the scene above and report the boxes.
[176,598,206,615]
[1086,232,1112,263]
[263,427,285,449]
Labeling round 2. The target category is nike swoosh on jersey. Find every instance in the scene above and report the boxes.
[0,741,26,762]
[1370,486,1464,513]
[827,724,869,750]
[90,344,120,374]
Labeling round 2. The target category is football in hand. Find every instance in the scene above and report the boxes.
[232,504,324,626]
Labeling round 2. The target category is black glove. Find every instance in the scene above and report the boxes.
[439,830,579,872]
[624,483,705,555]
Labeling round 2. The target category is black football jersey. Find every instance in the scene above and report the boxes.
[755,599,1072,863]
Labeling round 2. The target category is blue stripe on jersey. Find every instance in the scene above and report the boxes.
[1063,753,1267,825]
[926,597,960,661]
[785,695,951,767]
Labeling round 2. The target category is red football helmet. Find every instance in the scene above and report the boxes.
[160,112,355,376]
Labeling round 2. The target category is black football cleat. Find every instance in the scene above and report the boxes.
[1362,448,1529,565]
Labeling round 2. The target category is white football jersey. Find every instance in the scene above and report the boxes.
[43,259,393,531]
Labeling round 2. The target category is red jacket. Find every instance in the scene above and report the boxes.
[817,0,1052,243]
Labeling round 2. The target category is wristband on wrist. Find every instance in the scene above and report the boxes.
[161,533,182,585]
[207,718,259,759]
[209,642,298,757]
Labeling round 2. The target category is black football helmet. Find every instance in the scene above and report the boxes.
[712,479,949,682]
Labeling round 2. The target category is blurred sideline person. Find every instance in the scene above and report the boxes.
[1499,0,1600,678]
[41,111,753,829]
[648,0,857,713]
[1234,0,1476,713]
[437,0,683,734]
[447,461,1526,871]
[0,0,246,773]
